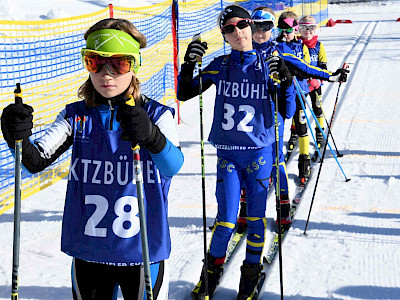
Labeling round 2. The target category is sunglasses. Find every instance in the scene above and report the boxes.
[254,21,274,32]
[81,50,139,75]
[299,24,317,31]
[277,27,295,34]
[221,19,252,34]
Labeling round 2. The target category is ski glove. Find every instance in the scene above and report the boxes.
[328,68,349,83]
[116,104,166,154]
[1,102,34,146]
[266,55,293,88]
[184,40,208,66]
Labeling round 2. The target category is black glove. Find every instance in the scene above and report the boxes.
[116,104,166,154]
[266,55,293,88]
[1,102,34,147]
[329,68,349,82]
[184,41,208,66]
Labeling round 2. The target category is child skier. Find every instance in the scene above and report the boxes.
[177,4,296,299]
[299,15,329,149]
[251,7,293,228]
[277,11,313,183]
[1,18,184,300]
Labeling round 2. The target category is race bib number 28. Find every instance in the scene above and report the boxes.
[84,195,140,239]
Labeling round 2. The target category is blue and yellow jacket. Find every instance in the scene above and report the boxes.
[178,49,296,151]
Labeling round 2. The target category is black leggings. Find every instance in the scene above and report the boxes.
[72,258,167,299]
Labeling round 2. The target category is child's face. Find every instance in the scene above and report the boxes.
[222,17,253,51]
[252,21,274,44]
[90,65,133,98]
[299,24,316,40]
[281,28,295,42]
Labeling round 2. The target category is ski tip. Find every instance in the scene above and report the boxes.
[346,178,351,182]
[337,153,344,157]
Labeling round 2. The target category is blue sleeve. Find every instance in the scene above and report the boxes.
[150,138,184,177]
[177,57,222,101]
[277,43,331,80]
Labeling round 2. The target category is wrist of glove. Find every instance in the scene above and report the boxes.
[184,41,208,66]
[328,68,349,82]
[116,105,166,154]
[180,61,195,82]
[1,103,34,146]
[266,55,292,88]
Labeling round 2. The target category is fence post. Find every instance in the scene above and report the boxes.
[172,0,180,124]
[108,3,114,18]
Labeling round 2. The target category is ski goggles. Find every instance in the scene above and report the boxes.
[254,21,274,32]
[251,10,275,23]
[299,24,317,31]
[82,29,141,74]
[277,27,295,34]
[221,19,253,34]
[81,49,140,75]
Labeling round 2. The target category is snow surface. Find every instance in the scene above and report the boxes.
[1,1,400,299]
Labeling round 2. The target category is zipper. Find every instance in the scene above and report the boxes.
[108,99,114,130]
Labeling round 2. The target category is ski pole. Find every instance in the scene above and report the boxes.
[315,92,342,157]
[269,52,284,300]
[125,97,153,300]
[303,65,350,235]
[11,83,23,300]
[193,33,209,299]
[294,77,350,181]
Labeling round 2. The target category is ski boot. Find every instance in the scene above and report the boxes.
[298,154,311,185]
[316,127,325,149]
[275,194,291,231]
[236,262,263,300]
[237,189,248,234]
[191,254,224,300]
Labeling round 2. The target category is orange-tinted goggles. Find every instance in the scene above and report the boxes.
[82,51,138,75]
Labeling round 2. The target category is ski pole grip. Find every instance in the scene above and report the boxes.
[192,34,203,64]
[14,83,22,104]
[271,50,279,82]
[124,96,140,151]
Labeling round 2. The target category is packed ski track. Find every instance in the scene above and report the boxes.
[1,1,400,300]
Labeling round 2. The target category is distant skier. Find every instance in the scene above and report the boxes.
[299,15,329,150]
[275,11,348,183]
[1,18,183,300]
[177,4,296,299]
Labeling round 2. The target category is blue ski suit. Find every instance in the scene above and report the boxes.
[178,49,296,264]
